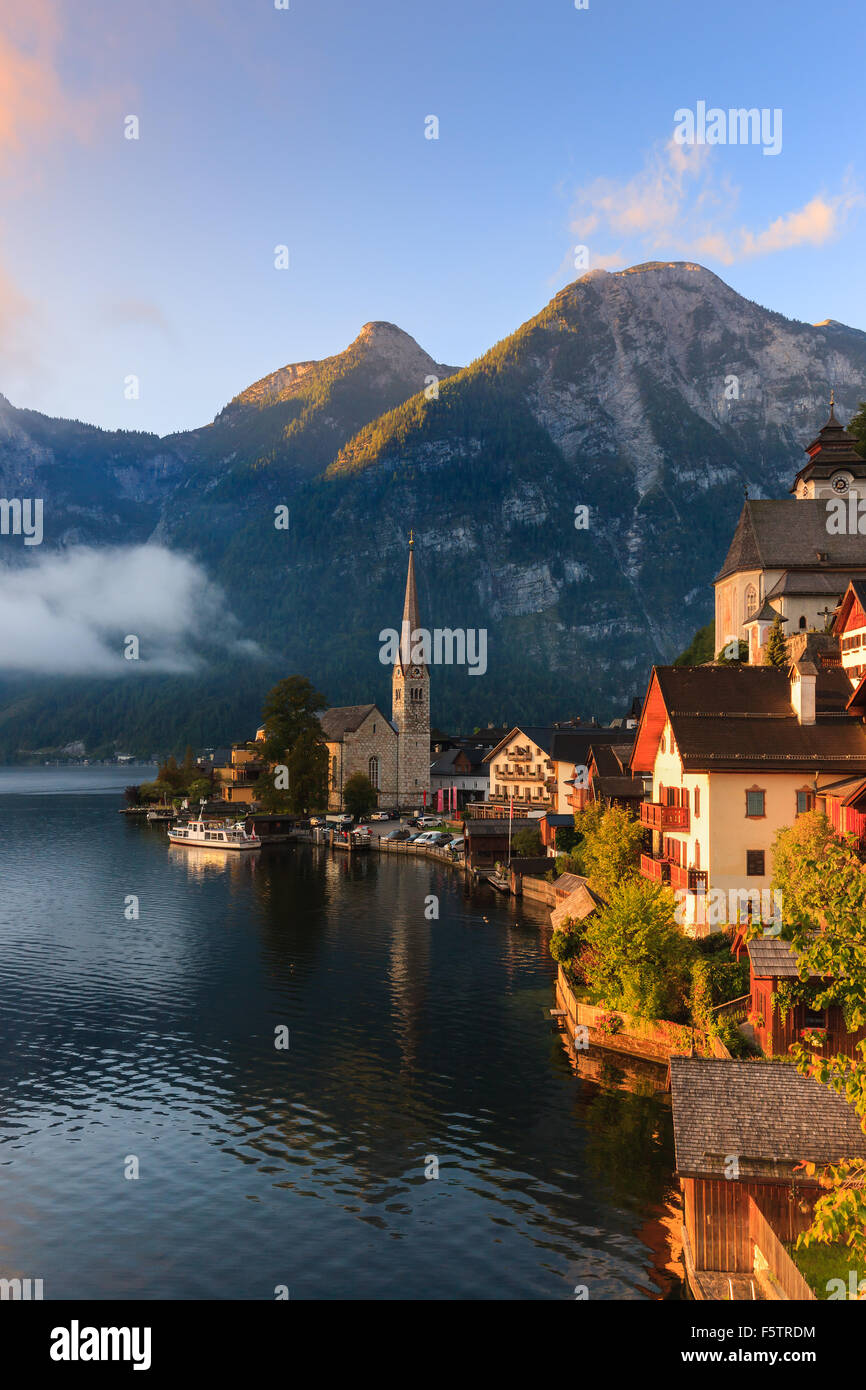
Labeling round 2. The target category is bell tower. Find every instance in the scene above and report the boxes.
[392,532,431,808]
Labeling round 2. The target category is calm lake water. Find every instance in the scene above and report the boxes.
[0,767,681,1300]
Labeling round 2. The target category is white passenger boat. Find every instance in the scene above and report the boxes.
[168,818,261,851]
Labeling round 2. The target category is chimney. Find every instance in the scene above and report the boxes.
[791,658,817,725]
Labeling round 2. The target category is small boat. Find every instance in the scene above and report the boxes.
[168,818,261,851]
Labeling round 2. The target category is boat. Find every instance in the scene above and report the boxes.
[167,818,261,851]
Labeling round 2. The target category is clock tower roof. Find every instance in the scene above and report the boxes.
[790,397,866,494]
[398,533,422,671]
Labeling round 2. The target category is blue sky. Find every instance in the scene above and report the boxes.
[1,0,864,436]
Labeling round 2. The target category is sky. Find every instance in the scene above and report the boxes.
[0,0,864,438]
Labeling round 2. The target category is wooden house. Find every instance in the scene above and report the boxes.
[747,937,866,1060]
[670,1058,866,1298]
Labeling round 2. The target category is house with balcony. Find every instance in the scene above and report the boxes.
[630,648,866,933]
[484,727,559,812]
[833,579,866,688]
[213,743,268,805]
[567,738,644,813]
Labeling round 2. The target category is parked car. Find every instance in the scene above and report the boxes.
[369,811,390,822]
[448,836,465,851]
[385,828,412,841]
[417,815,441,827]
[309,816,326,827]
[428,832,453,846]
[408,832,429,843]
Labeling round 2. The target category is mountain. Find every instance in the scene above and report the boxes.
[2,262,866,757]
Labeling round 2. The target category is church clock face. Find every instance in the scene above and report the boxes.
[409,666,422,677]
[831,474,850,495]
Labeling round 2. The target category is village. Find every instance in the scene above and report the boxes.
[126,402,866,1301]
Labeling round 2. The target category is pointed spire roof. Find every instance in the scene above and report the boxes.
[396,531,424,672]
[402,530,421,632]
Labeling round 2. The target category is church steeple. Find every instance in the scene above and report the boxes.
[401,530,421,644]
[791,399,866,498]
[392,533,430,808]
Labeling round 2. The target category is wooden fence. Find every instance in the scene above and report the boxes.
[748,1196,816,1301]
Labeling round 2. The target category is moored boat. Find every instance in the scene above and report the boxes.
[168,818,261,851]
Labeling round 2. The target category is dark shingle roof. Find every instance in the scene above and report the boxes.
[318,704,388,741]
[716,500,866,582]
[747,938,802,978]
[670,1058,866,1179]
[551,728,635,764]
[653,666,866,772]
[463,817,537,838]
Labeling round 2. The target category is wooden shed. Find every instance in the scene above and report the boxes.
[670,1057,866,1296]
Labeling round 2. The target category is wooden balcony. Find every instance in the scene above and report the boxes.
[640,801,690,831]
[669,861,688,891]
[640,853,670,883]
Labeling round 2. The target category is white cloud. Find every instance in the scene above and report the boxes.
[0,544,257,675]
[569,140,862,267]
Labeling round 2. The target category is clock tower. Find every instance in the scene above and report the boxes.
[392,534,431,809]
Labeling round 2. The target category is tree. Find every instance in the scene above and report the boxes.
[771,810,837,925]
[764,612,789,668]
[848,399,866,459]
[259,676,328,763]
[773,831,866,1263]
[124,785,142,806]
[343,772,377,820]
[675,621,715,666]
[512,827,543,856]
[286,728,329,814]
[579,878,690,1021]
[574,804,642,899]
[187,778,213,804]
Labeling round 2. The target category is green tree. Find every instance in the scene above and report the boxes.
[286,728,329,814]
[764,612,789,668]
[675,621,715,666]
[259,676,328,763]
[771,810,837,925]
[575,804,642,898]
[187,777,213,804]
[512,827,543,856]
[774,832,866,1263]
[343,772,377,820]
[847,399,866,459]
[580,878,691,1021]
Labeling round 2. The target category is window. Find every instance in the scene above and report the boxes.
[368,757,379,790]
[799,615,807,630]
[746,789,765,818]
[331,755,338,786]
[796,790,815,816]
[410,687,423,703]
[694,787,700,817]
[804,1004,826,1029]
[745,584,758,619]
[746,850,765,876]
[693,840,700,870]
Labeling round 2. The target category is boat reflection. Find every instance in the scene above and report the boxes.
[167,844,262,878]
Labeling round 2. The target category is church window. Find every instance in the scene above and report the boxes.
[410,686,423,703]
[745,585,758,619]
[395,688,402,703]
[369,757,379,790]
[799,615,807,630]
[331,756,337,786]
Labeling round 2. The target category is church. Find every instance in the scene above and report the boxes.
[714,401,866,664]
[319,539,431,811]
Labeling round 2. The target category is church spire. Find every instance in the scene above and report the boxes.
[401,532,421,636]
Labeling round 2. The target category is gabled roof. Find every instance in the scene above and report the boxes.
[319,704,392,741]
[550,728,636,765]
[483,726,557,762]
[630,665,866,774]
[715,499,866,582]
[834,579,866,635]
[550,879,603,929]
[670,1058,866,1180]
[747,938,802,979]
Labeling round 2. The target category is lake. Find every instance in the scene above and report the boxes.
[0,767,681,1300]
